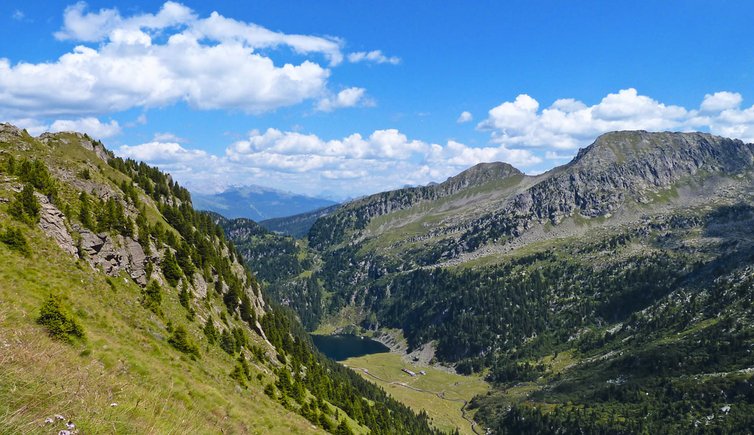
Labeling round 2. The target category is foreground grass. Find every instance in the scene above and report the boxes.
[0,224,323,434]
[343,353,488,434]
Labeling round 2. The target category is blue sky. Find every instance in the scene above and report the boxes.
[1,1,754,199]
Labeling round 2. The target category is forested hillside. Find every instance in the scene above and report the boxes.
[0,123,438,434]
[225,131,754,433]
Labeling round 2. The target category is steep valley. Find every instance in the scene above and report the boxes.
[224,130,754,433]
[4,123,754,433]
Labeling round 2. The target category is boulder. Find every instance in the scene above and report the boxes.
[78,228,105,257]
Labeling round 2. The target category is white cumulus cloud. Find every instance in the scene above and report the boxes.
[50,117,121,138]
[117,127,539,198]
[118,141,209,163]
[457,111,473,123]
[9,116,121,138]
[0,2,390,119]
[479,88,754,149]
[316,87,373,112]
[347,50,400,65]
[700,91,743,113]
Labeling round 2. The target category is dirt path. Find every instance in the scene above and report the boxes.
[356,368,482,435]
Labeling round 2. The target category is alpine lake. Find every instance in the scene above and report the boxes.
[311,334,390,361]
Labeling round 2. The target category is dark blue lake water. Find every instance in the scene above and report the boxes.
[311,334,390,361]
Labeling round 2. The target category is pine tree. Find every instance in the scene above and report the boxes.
[161,250,183,287]
[141,280,162,316]
[203,317,218,345]
[9,183,40,224]
[79,192,95,230]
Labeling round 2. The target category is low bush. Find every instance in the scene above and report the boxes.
[168,325,200,358]
[0,226,30,256]
[36,294,85,343]
[141,280,162,316]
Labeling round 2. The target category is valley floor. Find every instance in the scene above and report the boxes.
[342,353,489,435]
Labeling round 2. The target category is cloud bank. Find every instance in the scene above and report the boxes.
[117,127,540,199]
[0,1,378,123]
[479,88,754,149]
[116,88,754,199]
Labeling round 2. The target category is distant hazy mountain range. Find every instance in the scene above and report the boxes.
[191,185,337,221]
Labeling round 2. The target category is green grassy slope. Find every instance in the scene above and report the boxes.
[0,124,439,435]
[0,224,320,434]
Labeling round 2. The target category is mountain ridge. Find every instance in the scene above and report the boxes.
[221,129,754,433]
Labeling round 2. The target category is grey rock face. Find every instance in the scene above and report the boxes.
[0,123,26,143]
[124,238,148,286]
[192,272,208,298]
[458,131,754,250]
[36,194,77,257]
[78,228,148,285]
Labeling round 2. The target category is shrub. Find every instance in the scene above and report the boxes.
[4,155,16,174]
[168,325,200,358]
[0,226,30,256]
[178,284,195,320]
[141,280,162,316]
[17,158,57,196]
[78,192,95,230]
[203,317,218,345]
[176,242,195,277]
[220,329,236,355]
[36,294,85,343]
[8,184,40,224]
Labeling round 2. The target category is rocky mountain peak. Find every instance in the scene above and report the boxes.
[571,130,752,171]
[441,161,523,190]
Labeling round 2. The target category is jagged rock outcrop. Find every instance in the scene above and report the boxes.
[36,194,77,257]
[437,161,522,195]
[192,272,208,298]
[77,228,149,285]
[0,123,27,143]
